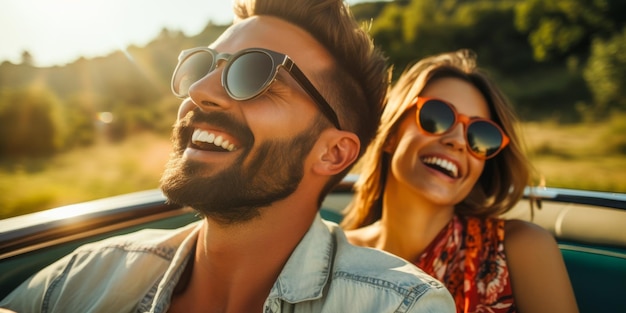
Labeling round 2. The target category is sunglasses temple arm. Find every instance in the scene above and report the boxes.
[284,63,342,130]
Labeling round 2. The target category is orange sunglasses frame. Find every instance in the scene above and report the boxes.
[414,97,510,159]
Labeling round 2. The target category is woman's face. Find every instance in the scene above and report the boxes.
[387,77,491,207]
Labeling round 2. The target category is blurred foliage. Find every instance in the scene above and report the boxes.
[514,0,626,61]
[601,113,626,155]
[0,0,625,159]
[0,87,64,157]
[0,24,227,157]
[367,0,533,77]
[582,26,626,118]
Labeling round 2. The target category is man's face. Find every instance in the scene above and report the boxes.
[160,16,335,224]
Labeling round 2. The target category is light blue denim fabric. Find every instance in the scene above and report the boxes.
[0,214,455,312]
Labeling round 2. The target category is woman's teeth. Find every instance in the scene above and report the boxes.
[422,156,459,178]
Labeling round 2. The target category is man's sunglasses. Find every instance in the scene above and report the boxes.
[414,97,510,159]
[171,47,341,129]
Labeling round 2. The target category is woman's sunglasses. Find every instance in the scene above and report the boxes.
[171,47,341,129]
[414,97,510,159]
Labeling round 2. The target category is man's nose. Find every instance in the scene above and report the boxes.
[187,64,233,113]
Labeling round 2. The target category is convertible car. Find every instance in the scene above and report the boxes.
[1,174,625,312]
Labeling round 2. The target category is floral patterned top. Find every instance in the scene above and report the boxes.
[415,215,515,313]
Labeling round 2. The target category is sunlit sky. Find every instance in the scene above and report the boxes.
[0,0,371,67]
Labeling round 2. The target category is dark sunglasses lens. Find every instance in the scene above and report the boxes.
[173,51,215,97]
[226,52,274,100]
[467,121,504,157]
[419,100,455,134]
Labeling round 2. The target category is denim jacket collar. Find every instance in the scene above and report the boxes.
[268,213,334,303]
[151,213,335,307]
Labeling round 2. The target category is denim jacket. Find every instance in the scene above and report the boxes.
[1,214,455,312]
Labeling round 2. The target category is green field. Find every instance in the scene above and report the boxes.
[0,133,172,219]
[1,118,625,219]
[522,115,626,192]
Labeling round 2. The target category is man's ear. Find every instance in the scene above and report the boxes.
[312,129,360,176]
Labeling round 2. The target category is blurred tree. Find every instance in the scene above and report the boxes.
[515,0,626,62]
[0,62,38,89]
[369,2,409,71]
[350,0,392,22]
[0,22,225,157]
[63,92,98,148]
[446,1,534,73]
[583,26,626,117]
[369,0,532,78]
[0,87,64,157]
[20,51,34,66]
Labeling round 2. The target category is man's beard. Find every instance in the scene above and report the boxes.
[160,109,325,225]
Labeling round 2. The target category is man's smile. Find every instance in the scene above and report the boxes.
[191,129,238,152]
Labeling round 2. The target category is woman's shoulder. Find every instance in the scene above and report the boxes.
[503,219,560,258]
[504,219,554,244]
[500,222,578,312]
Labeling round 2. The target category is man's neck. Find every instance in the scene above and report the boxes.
[168,202,318,313]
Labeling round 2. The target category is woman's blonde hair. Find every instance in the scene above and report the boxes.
[342,49,532,229]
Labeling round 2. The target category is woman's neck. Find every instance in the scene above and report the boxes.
[375,181,455,262]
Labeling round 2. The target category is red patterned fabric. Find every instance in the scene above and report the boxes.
[416,215,515,313]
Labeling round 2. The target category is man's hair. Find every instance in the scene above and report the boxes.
[233,0,389,198]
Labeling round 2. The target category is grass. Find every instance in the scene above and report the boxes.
[1,117,625,219]
[0,132,171,219]
[521,114,626,192]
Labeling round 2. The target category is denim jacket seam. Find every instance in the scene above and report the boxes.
[135,275,163,313]
[332,271,432,311]
[268,216,335,303]
[151,253,191,313]
[77,244,177,261]
[41,254,78,313]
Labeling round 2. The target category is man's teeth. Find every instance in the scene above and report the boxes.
[422,156,459,178]
[192,129,236,151]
